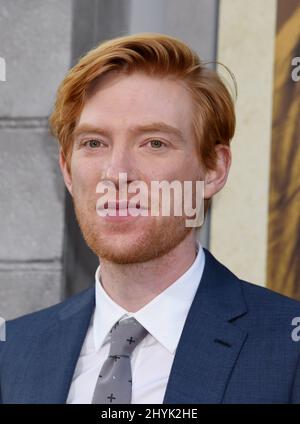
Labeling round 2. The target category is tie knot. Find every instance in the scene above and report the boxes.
[109,317,148,357]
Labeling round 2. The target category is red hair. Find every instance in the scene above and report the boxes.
[49,32,236,173]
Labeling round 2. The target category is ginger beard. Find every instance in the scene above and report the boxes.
[72,186,194,265]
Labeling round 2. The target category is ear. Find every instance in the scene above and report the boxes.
[204,144,231,199]
[59,148,73,195]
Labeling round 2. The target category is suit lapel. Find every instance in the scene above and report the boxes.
[12,249,247,404]
[13,288,95,403]
[163,248,248,404]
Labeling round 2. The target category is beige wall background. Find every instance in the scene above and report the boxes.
[210,0,277,286]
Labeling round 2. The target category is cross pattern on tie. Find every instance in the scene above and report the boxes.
[92,317,148,404]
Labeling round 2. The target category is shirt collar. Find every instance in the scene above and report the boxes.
[93,241,205,354]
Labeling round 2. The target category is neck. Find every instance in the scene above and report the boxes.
[99,232,198,312]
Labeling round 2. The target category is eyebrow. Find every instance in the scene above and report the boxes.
[73,122,184,140]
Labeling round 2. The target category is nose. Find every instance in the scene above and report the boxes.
[102,144,136,188]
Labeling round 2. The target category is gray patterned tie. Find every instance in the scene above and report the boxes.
[92,317,148,404]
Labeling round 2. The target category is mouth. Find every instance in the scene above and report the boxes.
[96,200,148,220]
[104,200,140,210]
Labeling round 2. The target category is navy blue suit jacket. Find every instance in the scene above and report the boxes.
[1,248,300,403]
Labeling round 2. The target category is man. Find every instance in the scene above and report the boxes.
[1,33,300,404]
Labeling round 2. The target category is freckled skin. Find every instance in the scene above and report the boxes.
[66,72,203,264]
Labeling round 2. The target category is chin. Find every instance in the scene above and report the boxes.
[88,225,192,265]
[74,200,192,264]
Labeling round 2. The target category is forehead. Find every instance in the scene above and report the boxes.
[77,72,194,135]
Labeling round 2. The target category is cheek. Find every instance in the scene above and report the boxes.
[143,160,186,182]
[71,165,100,199]
[166,163,200,183]
[158,151,202,183]
[184,156,204,181]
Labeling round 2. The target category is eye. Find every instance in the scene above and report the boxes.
[83,139,104,149]
[148,139,166,149]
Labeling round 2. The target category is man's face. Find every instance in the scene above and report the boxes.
[63,71,205,264]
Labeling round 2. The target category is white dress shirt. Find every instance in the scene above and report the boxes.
[67,242,205,404]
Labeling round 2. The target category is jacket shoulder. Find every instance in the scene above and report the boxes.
[0,286,94,350]
[241,278,300,315]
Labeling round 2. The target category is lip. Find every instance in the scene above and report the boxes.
[99,200,148,209]
[96,201,148,221]
[108,200,130,210]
